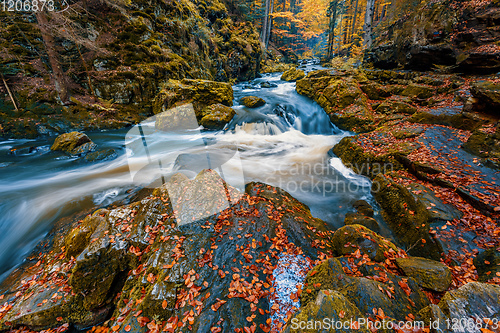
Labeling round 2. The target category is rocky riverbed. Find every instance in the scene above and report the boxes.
[0,66,499,333]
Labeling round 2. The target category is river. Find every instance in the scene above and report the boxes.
[0,60,375,281]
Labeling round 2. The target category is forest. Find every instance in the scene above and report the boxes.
[0,0,500,332]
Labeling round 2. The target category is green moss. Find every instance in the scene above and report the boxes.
[332,137,402,179]
[372,174,443,260]
[331,224,398,261]
[65,210,107,259]
[409,111,483,131]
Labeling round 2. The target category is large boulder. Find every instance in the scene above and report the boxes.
[331,224,398,261]
[372,174,459,260]
[296,71,374,132]
[153,79,233,120]
[470,80,500,113]
[285,290,370,333]
[199,103,236,130]
[434,282,500,329]
[395,257,452,292]
[240,96,266,108]
[50,132,97,155]
[299,258,430,323]
[281,68,305,82]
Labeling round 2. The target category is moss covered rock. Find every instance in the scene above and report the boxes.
[296,71,375,132]
[285,290,370,333]
[353,200,375,217]
[199,103,236,130]
[65,210,107,259]
[438,282,500,321]
[240,96,266,108]
[375,101,417,115]
[344,213,380,232]
[331,224,398,261]
[470,80,500,113]
[50,132,96,155]
[392,126,424,139]
[395,257,452,292]
[281,68,305,82]
[69,211,133,310]
[401,84,434,100]
[84,149,117,162]
[372,174,443,260]
[360,82,391,100]
[473,249,500,282]
[153,79,233,119]
[300,258,430,324]
[155,103,199,132]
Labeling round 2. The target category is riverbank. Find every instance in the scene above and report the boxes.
[0,65,499,333]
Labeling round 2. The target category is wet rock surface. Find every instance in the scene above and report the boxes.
[50,132,95,155]
[0,171,338,332]
[395,257,452,292]
[281,68,305,82]
[298,66,500,332]
[240,96,267,108]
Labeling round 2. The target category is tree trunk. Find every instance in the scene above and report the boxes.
[265,0,274,48]
[327,0,338,59]
[261,0,272,48]
[363,0,376,48]
[342,0,351,45]
[1,73,18,111]
[350,0,359,44]
[36,10,70,104]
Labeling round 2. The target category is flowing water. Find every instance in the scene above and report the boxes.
[0,61,374,280]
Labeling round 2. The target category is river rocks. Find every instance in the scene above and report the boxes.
[260,81,278,88]
[65,209,107,259]
[395,257,452,292]
[153,79,233,119]
[84,148,117,162]
[199,103,236,130]
[401,83,435,100]
[375,101,417,115]
[437,282,500,326]
[344,213,380,232]
[0,282,108,330]
[353,200,375,217]
[360,82,391,100]
[281,68,305,82]
[297,70,375,132]
[69,214,133,310]
[331,224,398,261]
[299,258,430,324]
[365,0,500,74]
[50,132,96,155]
[470,80,500,113]
[371,174,443,260]
[155,103,199,131]
[240,96,266,108]
[473,249,500,282]
[0,172,338,332]
[285,290,370,333]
